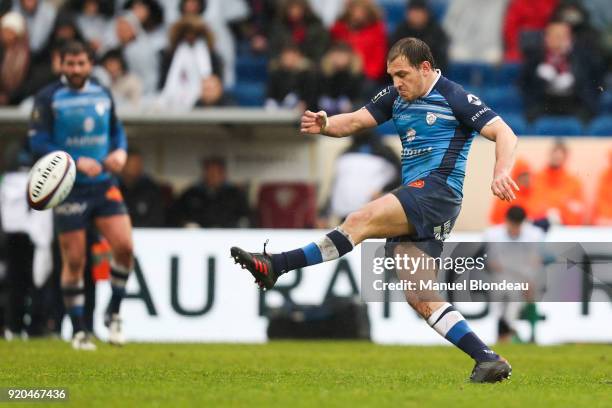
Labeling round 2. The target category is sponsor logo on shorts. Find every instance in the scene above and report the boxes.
[105,186,124,202]
[55,202,87,215]
[408,180,425,188]
[434,219,452,241]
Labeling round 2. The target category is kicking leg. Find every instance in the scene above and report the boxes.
[231,193,413,289]
[393,243,511,382]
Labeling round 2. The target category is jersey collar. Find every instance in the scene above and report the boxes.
[423,69,442,98]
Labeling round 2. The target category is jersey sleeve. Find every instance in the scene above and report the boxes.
[108,91,127,151]
[364,86,397,125]
[439,81,500,133]
[28,90,59,158]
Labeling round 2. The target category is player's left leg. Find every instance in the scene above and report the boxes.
[392,243,511,383]
[95,214,133,345]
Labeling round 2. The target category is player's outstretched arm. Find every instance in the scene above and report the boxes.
[480,119,519,202]
[300,108,378,138]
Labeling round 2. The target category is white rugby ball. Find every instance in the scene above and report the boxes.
[27,151,76,211]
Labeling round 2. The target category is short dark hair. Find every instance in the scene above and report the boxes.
[60,40,94,62]
[506,206,526,224]
[387,37,436,69]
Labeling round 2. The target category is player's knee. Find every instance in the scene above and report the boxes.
[345,208,375,230]
[64,256,85,276]
[113,240,134,265]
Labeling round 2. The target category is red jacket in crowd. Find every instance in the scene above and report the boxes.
[503,0,559,61]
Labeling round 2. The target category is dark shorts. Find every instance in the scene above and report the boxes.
[53,179,128,234]
[386,174,462,258]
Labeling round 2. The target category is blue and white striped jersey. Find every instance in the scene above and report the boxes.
[365,71,499,197]
[28,77,127,185]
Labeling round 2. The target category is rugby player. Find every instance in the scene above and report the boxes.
[29,41,133,350]
[232,38,518,382]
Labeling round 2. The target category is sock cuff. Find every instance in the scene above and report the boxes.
[335,227,355,247]
[111,260,131,276]
[427,303,453,326]
[326,228,354,256]
[61,281,85,296]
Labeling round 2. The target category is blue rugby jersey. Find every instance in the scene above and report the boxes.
[365,71,500,197]
[28,77,127,185]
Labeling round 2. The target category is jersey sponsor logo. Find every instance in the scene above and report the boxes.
[405,128,416,142]
[467,94,482,106]
[402,146,433,158]
[371,87,390,103]
[426,112,437,125]
[95,102,107,116]
[66,135,107,147]
[471,107,491,122]
[55,202,87,216]
[408,180,425,188]
[83,117,95,132]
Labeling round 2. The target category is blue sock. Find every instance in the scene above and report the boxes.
[62,283,86,334]
[272,228,354,275]
[427,303,499,362]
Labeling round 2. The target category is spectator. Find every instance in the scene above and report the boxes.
[592,149,612,225]
[119,149,166,227]
[171,157,250,228]
[0,11,29,105]
[101,12,162,96]
[483,206,544,343]
[317,42,364,115]
[167,0,248,88]
[443,0,509,63]
[99,49,143,110]
[326,130,400,223]
[265,43,316,111]
[12,0,57,57]
[521,20,602,121]
[158,15,216,111]
[195,74,235,107]
[489,158,537,225]
[530,140,586,225]
[36,11,85,64]
[0,142,53,338]
[268,0,330,62]
[307,0,344,28]
[389,0,449,72]
[14,39,62,104]
[503,0,559,62]
[239,0,278,53]
[330,0,387,84]
[71,0,114,54]
[551,1,603,58]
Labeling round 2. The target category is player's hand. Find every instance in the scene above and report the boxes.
[77,157,103,177]
[491,170,519,202]
[104,149,127,174]
[300,110,328,134]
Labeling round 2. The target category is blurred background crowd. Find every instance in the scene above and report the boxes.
[0,0,609,132]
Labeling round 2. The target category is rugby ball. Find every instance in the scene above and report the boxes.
[27,151,76,210]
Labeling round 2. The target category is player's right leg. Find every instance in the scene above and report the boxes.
[58,230,96,351]
[231,193,413,289]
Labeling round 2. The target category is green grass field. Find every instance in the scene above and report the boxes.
[0,341,610,407]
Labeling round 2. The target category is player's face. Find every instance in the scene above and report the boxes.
[62,52,92,89]
[387,57,429,102]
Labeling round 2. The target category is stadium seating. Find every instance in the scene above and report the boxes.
[532,116,584,136]
[500,113,528,136]
[586,115,612,136]
[257,182,317,228]
[231,81,266,107]
[481,86,523,115]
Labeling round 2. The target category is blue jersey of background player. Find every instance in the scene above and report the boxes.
[231,38,519,383]
[28,41,133,350]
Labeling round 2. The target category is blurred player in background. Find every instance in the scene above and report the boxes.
[232,38,518,382]
[28,41,133,350]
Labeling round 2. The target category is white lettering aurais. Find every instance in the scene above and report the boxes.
[419,280,529,291]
